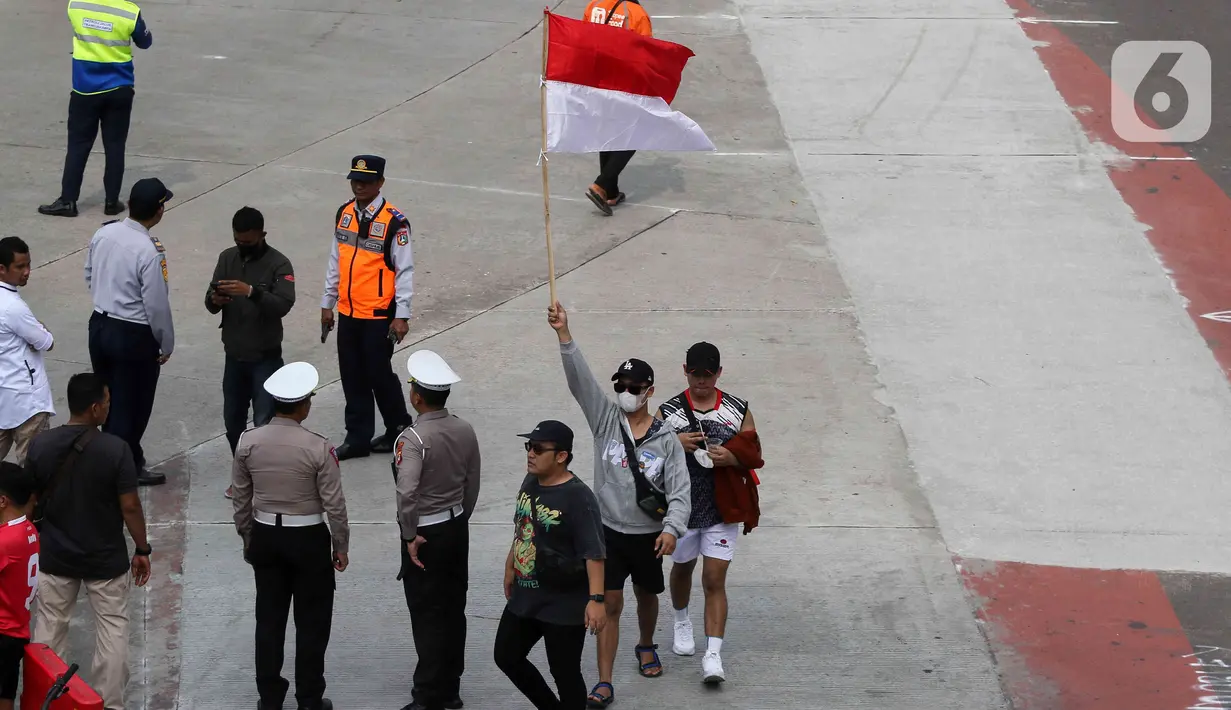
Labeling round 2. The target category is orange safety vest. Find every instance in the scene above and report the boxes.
[333,199,406,319]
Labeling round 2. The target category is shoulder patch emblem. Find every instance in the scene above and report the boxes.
[396,230,409,246]
[161,258,169,283]
[370,222,386,237]
[329,446,339,465]
[152,239,166,253]
[284,274,295,282]
[394,439,404,465]
[340,213,353,229]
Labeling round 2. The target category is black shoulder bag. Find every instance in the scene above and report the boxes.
[620,422,667,520]
[33,427,97,530]
[676,391,703,433]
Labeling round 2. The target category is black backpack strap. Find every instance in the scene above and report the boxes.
[676,391,701,432]
[36,427,97,525]
[606,0,628,26]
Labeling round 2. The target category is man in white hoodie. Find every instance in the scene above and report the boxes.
[0,237,54,465]
[547,301,690,708]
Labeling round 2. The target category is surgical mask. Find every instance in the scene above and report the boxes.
[618,391,646,413]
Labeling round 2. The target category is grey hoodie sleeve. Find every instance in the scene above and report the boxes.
[559,339,617,434]
[659,433,692,539]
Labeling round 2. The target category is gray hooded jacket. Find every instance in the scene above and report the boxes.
[560,339,691,539]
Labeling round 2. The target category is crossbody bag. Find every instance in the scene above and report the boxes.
[33,427,98,529]
[619,421,667,520]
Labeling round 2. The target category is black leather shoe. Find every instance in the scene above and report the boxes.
[137,470,166,486]
[370,428,406,453]
[38,198,78,217]
[400,703,436,710]
[298,700,332,710]
[104,200,125,216]
[335,443,370,460]
[445,697,463,709]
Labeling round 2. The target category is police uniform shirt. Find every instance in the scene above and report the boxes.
[84,218,175,355]
[231,418,350,553]
[320,193,415,319]
[0,285,54,430]
[394,410,481,540]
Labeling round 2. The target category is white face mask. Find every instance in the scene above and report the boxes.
[618,391,646,413]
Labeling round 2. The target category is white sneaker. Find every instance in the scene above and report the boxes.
[702,651,725,684]
[672,618,695,656]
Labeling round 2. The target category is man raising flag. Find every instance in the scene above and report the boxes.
[540,7,714,216]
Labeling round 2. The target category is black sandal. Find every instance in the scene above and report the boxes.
[586,188,614,216]
[586,681,614,707]
[634,644,663,677]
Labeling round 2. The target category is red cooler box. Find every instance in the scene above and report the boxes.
[20,643,103,710]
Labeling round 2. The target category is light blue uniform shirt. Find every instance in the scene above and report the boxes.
[84,218,174,355]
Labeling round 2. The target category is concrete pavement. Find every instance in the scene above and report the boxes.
[5,0,1229,706]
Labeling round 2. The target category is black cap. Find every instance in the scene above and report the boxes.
[686,342,721,374]
[347,155,386,182]
[611,358,654,385]
[128,178,173,210]
[518,420,574,451]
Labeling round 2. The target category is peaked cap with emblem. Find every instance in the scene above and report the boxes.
[347,154,386,182]
[406,349,460,391]
[263,362,320,403]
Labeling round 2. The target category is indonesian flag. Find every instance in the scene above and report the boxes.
[543,11,715,153]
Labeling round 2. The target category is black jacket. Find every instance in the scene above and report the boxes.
[204,244,295,361]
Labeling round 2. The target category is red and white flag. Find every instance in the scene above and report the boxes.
[543,11,714,153]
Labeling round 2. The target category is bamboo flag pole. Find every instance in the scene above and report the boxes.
[539,11,558,306]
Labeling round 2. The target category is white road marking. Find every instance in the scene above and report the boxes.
[202,55,228,59]
[1200,311,1231,324]
[1018,18,1118,25]
[651,14,739,20]
[710,151,781,156]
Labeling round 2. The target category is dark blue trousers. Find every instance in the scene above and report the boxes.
[88,311,160,470]
[336,314,410,449]
[223,355,283,454]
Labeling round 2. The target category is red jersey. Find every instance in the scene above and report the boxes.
[0,516,39,639]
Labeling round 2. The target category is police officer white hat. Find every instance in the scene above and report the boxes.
[406,350,460,391]
[263,362,320,402]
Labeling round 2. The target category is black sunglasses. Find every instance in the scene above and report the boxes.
[524,442,559,455]
[613,382,650,395]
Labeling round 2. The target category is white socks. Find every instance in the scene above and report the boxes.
[707,636,723,654]
[674,607,689,623]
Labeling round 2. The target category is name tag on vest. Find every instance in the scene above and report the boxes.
[82,17,115,31]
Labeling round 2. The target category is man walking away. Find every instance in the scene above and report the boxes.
[0,238,55,465]
[495,420,607,710]
[232,362,348,710]
[206,206,296,497]
[657,342,756,684]
[545,301,690,707]
[0,463,38,710]
[581,0,653,216]
[85,177,174,486]
[27,373,152,710]
[39,0,153,218]
[393,350,481,710]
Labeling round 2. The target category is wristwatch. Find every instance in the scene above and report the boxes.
[589,594,605,603]
[133,545,152,557]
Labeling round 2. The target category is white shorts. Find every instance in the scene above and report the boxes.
[673,523,739,563]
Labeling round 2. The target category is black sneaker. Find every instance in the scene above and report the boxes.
[334,443,370,460]
[104,200,125,216]
[137,469,166,486]
[37,198,78,217]
[370,426,407,454]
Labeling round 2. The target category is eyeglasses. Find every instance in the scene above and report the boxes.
[524,442,559,455]
[613,382,649,395]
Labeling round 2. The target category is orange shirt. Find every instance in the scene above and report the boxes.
[583,0,653,36]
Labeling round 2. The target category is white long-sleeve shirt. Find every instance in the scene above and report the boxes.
[0,284,54,429]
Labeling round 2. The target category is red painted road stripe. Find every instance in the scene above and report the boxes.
[959,559,1201,709]
[1006,0,1231,380]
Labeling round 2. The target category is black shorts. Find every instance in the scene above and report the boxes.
[603,526,665,594]
[0,633,28,700]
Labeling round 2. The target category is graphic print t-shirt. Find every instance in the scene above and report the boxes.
[508,475,606,626]
[0,516,39,639]
[659,390,748,529]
